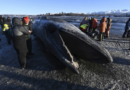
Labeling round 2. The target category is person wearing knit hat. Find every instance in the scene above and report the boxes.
[22,16,34,58]
[23,16,29,25]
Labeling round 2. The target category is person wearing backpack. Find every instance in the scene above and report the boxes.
[22,16,34,57]
[105,16,112,38]
[122,18,130,38]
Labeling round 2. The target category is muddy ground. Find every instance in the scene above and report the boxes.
[0,27,130,90]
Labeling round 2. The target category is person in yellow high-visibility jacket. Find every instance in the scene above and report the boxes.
[79,17,89,33]
[2,24,9,31]
[2,17,12,45]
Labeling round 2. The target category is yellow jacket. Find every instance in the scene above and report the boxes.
[2,24,9,31]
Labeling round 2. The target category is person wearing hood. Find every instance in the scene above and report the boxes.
[22,16,34,57]
[12,17,30,69]
[79,17,89,34]
[98,17,107,41]
[2,17,12,45]
[122,18,130,38]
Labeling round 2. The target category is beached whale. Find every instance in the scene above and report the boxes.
[32,17,113,74]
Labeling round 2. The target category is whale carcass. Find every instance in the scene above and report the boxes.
[33,17,113,74]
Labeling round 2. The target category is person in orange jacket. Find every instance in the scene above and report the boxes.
[92,18,98,32]
[98,17,107,41]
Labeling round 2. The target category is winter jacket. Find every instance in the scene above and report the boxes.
[12,18,30,36]
[23,25,31,40]
[80,17,89,31]
[2,21,12,31]
[99,18,107,33]
[89,18,94,29]
[106,18,112,28]
[0,17,3,24]
[80,24,89,31]
[92,18,97,28]
[29,21,33,30]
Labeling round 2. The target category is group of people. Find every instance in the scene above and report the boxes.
[0,15,34,69]
[79,16,112,41]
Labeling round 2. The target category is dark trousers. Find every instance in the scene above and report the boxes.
[122,27,128,37]
[99,32,105,41]
[26,37,32,54]
[4,30,11,45]
[15,48,27,67]
[13,35,28,67]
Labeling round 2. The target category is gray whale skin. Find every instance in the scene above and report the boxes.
[32,17,113,74]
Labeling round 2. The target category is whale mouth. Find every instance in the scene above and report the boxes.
[46,23,79,74]
[58,29,113,63]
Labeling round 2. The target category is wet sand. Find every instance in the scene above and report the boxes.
[0,28,130,90]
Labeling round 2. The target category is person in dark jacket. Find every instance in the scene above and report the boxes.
[105,17,112,38]
[88,17,94,32]
[2,18,12,45]
[122,18,130,38]
[22,16,34,56]
[12,17,30,69]
[0,15,3,28]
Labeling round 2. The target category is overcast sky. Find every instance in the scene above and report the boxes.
[0,0,129,15]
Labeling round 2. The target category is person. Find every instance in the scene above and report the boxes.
[12,17,30,69]
[2,17,12,45]
[0,15,3,42]
[22,16,34,56]
[30,17,32,22]
[88,17,94,32]
[79,17,89,34]
[32,17,34,22]
[122,18,130,38]
[92,18,98,32]
[98,17,107,41]
[0,15,3,29]
[105,16,112,38]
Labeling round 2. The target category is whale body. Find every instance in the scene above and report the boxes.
[33,17,113,74]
